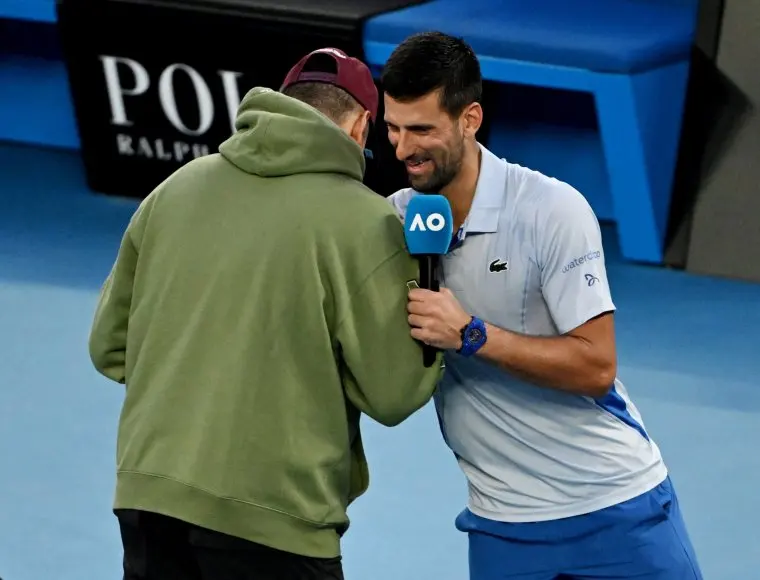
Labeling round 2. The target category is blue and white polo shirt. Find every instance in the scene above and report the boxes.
[388,144,667,522]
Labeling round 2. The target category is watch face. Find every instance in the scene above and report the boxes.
[466,328,483,343]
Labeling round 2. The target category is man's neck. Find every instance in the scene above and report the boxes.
[441,142,482,231]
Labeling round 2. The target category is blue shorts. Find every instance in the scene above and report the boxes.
[456,477,703,580]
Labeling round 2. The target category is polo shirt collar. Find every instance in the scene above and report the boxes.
[463,143,506,234]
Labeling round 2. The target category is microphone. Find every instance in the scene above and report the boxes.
[403,194,454,367]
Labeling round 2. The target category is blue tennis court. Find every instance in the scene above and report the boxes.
[1,142,758,579]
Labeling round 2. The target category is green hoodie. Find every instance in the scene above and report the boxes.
[89,87,443,558]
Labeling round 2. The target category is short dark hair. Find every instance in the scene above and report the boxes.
[381,31,482,118]
[282,53,364,124]
[282,82,363,124]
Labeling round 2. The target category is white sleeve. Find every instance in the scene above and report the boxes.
[386,188,416,220]
[537,187,616,334]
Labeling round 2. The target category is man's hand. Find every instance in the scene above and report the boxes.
[407,288,471,350]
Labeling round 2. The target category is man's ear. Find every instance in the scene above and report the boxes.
[461,102,483,139]
[351,110,371,149]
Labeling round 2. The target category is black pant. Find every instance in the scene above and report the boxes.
[115,509,344,580]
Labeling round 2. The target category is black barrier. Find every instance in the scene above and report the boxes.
[55,0,428,198]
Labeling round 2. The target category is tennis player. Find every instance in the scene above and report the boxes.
[383,31,703,580]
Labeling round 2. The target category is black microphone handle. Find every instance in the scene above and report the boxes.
[418,254,440,367]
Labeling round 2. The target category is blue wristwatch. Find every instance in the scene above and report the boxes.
[457,316,487,357]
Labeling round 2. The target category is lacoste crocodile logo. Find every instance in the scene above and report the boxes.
[489,259,509,273]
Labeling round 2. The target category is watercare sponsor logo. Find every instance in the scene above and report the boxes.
[562,250,601,274]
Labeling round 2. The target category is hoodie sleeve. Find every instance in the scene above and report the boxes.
[89,196,153,384]
[336,248,444,427]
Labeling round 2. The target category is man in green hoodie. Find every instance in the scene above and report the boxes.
[89,48,442,580]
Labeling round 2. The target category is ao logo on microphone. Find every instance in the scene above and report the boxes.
[403,194,454,256]
[409,212,446,232]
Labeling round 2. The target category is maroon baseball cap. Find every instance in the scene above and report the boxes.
[280,48,378,122]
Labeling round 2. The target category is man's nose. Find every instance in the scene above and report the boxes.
[394,132,414,162]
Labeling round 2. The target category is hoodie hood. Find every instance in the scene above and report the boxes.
[218,87,365,181]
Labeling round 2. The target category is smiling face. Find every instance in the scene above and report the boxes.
[384,90,466,194]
